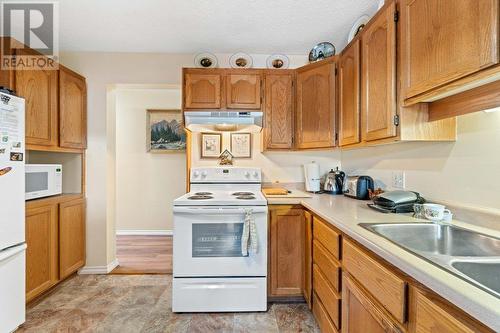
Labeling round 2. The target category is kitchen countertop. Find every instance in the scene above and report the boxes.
[265,193,500,331]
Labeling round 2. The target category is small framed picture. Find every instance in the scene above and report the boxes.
[201,133,222,158]
[146,109,186,153]
[230,133,251,158]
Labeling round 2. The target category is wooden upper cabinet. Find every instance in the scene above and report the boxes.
[269,206,304,297]
[59,66,87,149]
[263,72,294,150]
[361,2,397,142]
[296,61,336,149]
[59,198,86,279]
[226,73,261,109]
[25,204,59,302]
[339,40,361,146]
[184,73,222,109]
[342,273,404,333]
[401,0,499,100]
[14,51,58,147]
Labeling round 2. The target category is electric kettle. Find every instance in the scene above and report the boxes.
[324,167,345,194]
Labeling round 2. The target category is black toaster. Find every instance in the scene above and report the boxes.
[342,176,374,200]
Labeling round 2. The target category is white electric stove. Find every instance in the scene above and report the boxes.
[172,167,268,313]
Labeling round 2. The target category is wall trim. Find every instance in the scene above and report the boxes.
[116,229,173,236]
[78,259,119,275]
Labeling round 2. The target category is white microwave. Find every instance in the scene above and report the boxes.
[25,164,62,200]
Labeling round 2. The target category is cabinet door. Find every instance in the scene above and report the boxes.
[339,40,361,146]
[296,63,336,149]
[26,204,59,302]
[59,198,86,279]
[401,0,498,99]
[226,73,261,109]
[303,210,313,308]
[361,2,397,142]
[0,37,15,91]
[15,50,58,147]
[184,73,222,109]
[342,273,403,333]
[269,206,304,297]
[59,66,87,149]
[263,73,294,150]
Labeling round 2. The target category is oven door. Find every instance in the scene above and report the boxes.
[173,206,268,277]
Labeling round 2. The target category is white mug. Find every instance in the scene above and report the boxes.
[423,204,451,222]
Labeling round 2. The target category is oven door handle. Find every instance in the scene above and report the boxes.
[173,206,268,214]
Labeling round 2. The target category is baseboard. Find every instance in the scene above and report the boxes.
[116,229,173,236]
[78,259,120,275]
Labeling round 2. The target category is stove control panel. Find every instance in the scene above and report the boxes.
[191,167,262,183]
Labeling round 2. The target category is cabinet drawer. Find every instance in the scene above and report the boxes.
[313,239,341,293]
[343,239,406,323]
[312,292,339,333]
[409,287,492,333]
[313,216,340,260]
[313,264,341,329]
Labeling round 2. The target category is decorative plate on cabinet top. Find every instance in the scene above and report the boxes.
[229,52,253,68]
[194,53,218,68]
[347,15,370,43]
[266,54,289,69]
[308,42,336,62]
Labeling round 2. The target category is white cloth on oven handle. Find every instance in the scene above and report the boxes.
[241,209,258,256]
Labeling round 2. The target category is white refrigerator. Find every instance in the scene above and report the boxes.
[0,91,26,333]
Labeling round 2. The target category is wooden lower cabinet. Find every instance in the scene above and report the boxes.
[59,198,86,279]
[313,293,339,333]
[268,206,304,297]
[25,196,86,302]
[303,210,313,308]
[25,204,59,302]
[342,273,403,333]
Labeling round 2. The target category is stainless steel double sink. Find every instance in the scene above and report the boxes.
[360,223,500,298]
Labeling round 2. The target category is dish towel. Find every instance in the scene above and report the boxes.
[241,209,258,256]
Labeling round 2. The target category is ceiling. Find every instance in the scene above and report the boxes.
[58,0,379,54]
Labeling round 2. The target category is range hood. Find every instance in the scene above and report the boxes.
[184,111,263,131]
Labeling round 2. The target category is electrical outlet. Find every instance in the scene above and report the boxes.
[392,171,405,189]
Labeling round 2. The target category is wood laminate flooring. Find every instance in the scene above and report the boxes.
[111,235,172,275]
[18,275,319,333]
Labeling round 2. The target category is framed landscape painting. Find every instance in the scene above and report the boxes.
[146,109,186,153]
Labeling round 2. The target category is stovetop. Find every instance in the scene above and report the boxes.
[173,189,267,206]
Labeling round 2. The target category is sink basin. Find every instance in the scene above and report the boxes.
[360,222,500,298]
[452,261,500,296]
[362,223,500,257]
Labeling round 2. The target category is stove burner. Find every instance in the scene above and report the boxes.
[187,195,213,200]
[195,192,213,196]
[232,192,255,196]
[236,195,256,200]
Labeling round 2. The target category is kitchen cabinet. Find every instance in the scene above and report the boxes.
[15,49,59,147]
[342,273,403,333]
[303,210,313,308]
[408,287,492,333]
[226,72,261,109]
[262,72,294,150]
[268,206,304,297]
[401,0,498,101]
[361,1,397,142]
[59,66,87,149]
[184,72,222,109]
[59,198,86,279]
[0,37,15,90]
[339,40,361,146]
[296,60,336,149]
[25,204,59,302]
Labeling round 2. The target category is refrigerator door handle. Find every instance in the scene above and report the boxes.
[0,243,27,263]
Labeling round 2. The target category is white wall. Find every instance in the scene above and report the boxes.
[191,130,341,183]
[341,111,500,211]
[59,51,307,268]
[115,87,185,232]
